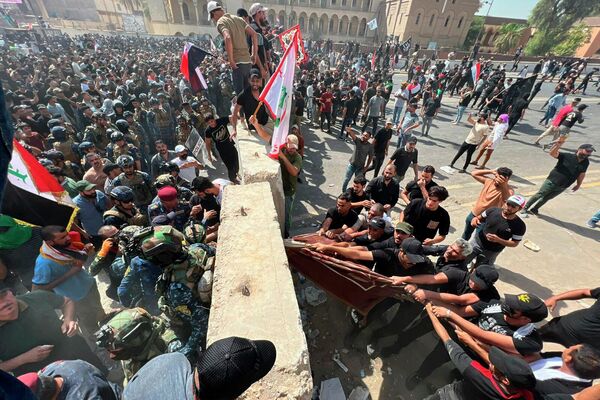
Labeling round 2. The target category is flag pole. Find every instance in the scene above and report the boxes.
[252,101,263,118]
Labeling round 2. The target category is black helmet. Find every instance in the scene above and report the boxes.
[110,131,125,142]
[38,158,53,167]
[117,155,135,168]
[110,186,134,202]
[154,173,176,189]
[115,119,129,132]
[123,111,134,118]
[148,97,159,106]
[50,126,67,140]
[47,118,62,129]
[113,100,124,109]
[44,149,65,161]
[158,162,179,175]
[92,111,107,120]
[78,141,95,151]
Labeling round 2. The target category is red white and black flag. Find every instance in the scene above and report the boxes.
[180,42,213,93]
[1,140,77,228]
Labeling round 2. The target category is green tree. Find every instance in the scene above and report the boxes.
[494,23,528,53]
[526,0,600,55]
[462,15,484,50]
[553,23,592,56]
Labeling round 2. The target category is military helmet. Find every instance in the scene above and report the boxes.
[117,155,135,167]
[154,173,177,189]
[50,125,67,139]
[113,100,124,109]
[47,118,62,129]
[78,141,95,151]
[149,97,159,106]
[44,149,65,161]
[184,223,206,245]
[110,186,134,202]
[139,226,185,266]
[92,111,107,120]
[158,162,179,175]
[38,158,53,167]
[111,131,125,143]
[123,111,134,119]
[115,119,129,132]
[94,308,156,360]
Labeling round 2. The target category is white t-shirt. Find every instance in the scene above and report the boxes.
[212,178,232,204]
[171,156,198,183]
[394,88,410,109]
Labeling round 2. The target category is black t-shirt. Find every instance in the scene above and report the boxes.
[403,199,450,242]
[404,179,437,201]
[248,21,267,66]
[371,248,433,277]
[323,207,358,230]
[560,110,583,128]
[373,128,393,154]
[204,117,235,152]
[477,207,526,252]
[237,87,269,128]
[389,148,418,177]
[343,98,359,117]
[440,266,500,302]
[471,299,543,355]
[190,193,220,226]
[345,187,368,214]
[543,287,600,350]
[354,229,393,247]
[459,92,473,107]
[295,97,305,116]
[367,236,398,251]
[547,153,589,188]
[423,97,440,116]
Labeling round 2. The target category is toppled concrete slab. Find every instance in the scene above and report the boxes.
[320,378,346,400]
[207,182,312,399]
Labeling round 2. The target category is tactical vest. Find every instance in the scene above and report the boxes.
[85,125,111,150]
[104,207,147,227]
[118,172,153,207]
[54,140,78,163]
[112,144,135,160]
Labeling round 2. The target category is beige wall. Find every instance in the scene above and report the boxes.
[575,26,600,58]
[386,0,478,48]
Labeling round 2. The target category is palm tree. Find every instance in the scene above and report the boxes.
[494,23,527,54]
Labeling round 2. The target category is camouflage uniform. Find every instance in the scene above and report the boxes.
[147,201,191,231]
[61,161,83,181]
[117,256,163,315]
[112,171,155,211]
[106,143,141,164]
[52,139,79,163]
[83,123,117,152]
[103,206,148,228]
[219,79,234,117]
[154,107,174,148]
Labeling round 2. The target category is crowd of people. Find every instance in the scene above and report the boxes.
[0,0,599,398]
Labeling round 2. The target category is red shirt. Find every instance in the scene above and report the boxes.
[320,92,333,113]
[552,104,572,127]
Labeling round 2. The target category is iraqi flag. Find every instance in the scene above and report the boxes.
[180,43,212,93]
[259,30,299,160]
[1,140,77,228]
[471,62,481,84]
[371,51,376,70]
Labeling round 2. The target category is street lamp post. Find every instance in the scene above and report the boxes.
[473,0,494,58]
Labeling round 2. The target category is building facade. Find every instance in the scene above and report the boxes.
[385,0,479,49]
[478,16,532,54]
[575,17,600,58]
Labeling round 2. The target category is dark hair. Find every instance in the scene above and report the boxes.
[41,225,66,241]
[337,193,352,202]
[571,345,600,380]
[428,186,449,201]
[578,104,588,111]
[154,139,165,146]
[36,375,58,400]
[191,176,214,192]
[353,176,367,186]
[422,165,436,175]
[497,167,513,178]
[236,8,248,18]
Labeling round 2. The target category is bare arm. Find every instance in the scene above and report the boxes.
[245,26,258,65]
[231,103,241,134]
[393,272,449,286]
[549,142,560,158]
[470,169,492,184]
[573,172,585,190]
[400,188,411,204]
[545,288,595,311]
[313,243,374,261]
[222,29,237,68]
[279,153,300,177]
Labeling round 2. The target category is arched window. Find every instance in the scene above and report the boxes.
[457,16,463,28]
[182,2,190,20]
[444,16,449,27]
[415,13,421,25]
[429,13,435,26]
[352,0,357,7]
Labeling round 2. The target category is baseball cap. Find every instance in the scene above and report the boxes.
[369,217,386,230]
[504,293,548,322]
[489,347,536,389]
[75,180,96,192]
[207,1,223,20]
[470,264,499,290]
[157,186,178,201]
[249,68,261,78]
[196,336,276,399]
[287,134,299,150]
[394,221,413,235]
[579,143,596,152]
[249,3,268,16]
[174,145,186,153]
[506,194,526,208]
[406,136,418,144]
[400,237,425,264]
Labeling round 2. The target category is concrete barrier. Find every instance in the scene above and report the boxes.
[207,181,313,399]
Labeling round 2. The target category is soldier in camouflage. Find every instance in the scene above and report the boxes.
[103,186,148,228]
[83,112,118,152]
[112,155,155,213]
[106,131,142,170]
[48,126,79,164]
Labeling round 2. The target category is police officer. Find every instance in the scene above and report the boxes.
[158,162,191,190]
[106,130,141,170]
[148,186,202,231]
[152,173,193,204]
[112,155,155,213]
[48,126,79,164]
[83,112,116,152]
[45,149,82,180]
[95,307,181,380]
[104,186,148,228]
[115,118,141,148]
[123,112,153,168]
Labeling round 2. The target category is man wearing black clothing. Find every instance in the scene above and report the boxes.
[366,121,393,178]
[504,93,529,136]
[401,164,437,203]
[232,72,270,137]
[204,115,240,183]
[365,164,400,214]
[540,287,600,351]
[340,90,359,138]
[387,137,419,183]
[317,193,359,239]
[346,176,370,214]
[400,186,450,245]
[523,144,593,216]
[367,221,414,251]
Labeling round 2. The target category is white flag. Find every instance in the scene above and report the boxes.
[367,18,378,30]
[259,31,299,159]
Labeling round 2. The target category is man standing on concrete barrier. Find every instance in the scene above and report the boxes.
[209,1,258,96]
[521,143,593,218]
[341,126,373,193]
[279,135,302,238]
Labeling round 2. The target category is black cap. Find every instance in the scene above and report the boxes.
[196,337,276,399]
[250,69,261,78]
[504,293,548,322]
[369,217,386,230]
[400,238,425,264]
[489,346,536,389]
[579,143,595,152]
[470,264,499,290]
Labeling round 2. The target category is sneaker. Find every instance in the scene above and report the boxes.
[586,220,597,228]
